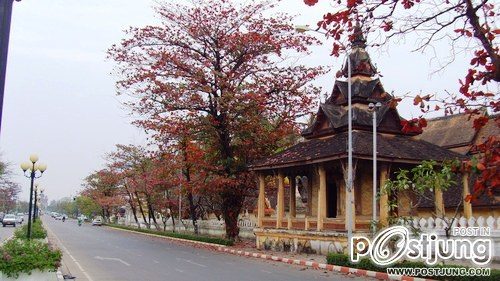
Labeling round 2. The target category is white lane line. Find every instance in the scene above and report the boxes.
[261,270,272,274]
[45,223,94,281]
[153,260,160,264]
[175,268,184,273]
[176,257,207,268]
[94,256,131,266]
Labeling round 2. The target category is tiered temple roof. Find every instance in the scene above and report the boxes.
[250,29,464,170]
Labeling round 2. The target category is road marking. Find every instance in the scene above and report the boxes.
[175,268,184,273]
[45,221,94,281]
[261,270,272,274]
[176,257,207,268]
[94,256,131,266]
[153,260,160,264]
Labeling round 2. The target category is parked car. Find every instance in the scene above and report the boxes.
[55,215,63,220]
[16,213,24,224]
[0,212,4,223]
[2,214,16,227]
[91,217,103,226]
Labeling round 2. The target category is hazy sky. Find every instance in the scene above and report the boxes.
[0,0,469,202]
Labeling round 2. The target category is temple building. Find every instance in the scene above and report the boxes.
[249,31,475,254]
[417,113,500,217]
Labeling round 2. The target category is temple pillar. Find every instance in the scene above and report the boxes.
[317,165,326,231]
[462,172,472,219]
[379,164,389,227]
[288,176,296,230]
[257,174,265,228]
[290,176,296,218]
[276,172,285,228]
[434,187,445,217]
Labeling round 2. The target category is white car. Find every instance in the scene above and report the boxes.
[16,213,24,224]
[2,214,16,227]
[91,218,102,226]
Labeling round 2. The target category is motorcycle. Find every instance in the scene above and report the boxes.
[78,218,82,226]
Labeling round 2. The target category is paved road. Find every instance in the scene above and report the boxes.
[0,223,16,243]
[0,215,26,243]
[43,217,370,281]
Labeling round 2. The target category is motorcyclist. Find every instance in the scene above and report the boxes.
[62,215,66,222]
[77,216,82,226]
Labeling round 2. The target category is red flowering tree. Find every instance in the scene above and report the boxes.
[304,0,499,200]
[81,169,124,222]
[108,0,324,239]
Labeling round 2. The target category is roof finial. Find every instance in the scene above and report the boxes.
[351,22,366,49]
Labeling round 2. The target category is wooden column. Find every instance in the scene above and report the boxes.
[317,165,326,231]
[379,164,389,227]
[276,172,285,228]
[290,176,296,218]
[257,174,265,228]
[462,172,472,219]
[288,176,296,230]
[434,187,445,217]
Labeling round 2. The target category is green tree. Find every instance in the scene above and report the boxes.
[74,196,101,218]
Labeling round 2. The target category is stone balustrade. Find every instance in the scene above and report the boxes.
[408,215,500,232]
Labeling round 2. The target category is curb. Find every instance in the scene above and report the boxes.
[105,225,224,248]
[56,270,64,281]
[215,247,433,281]
[106,225,430,281]
[0,234,14,245]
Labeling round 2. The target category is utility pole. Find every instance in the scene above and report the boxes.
[0,0,19,135]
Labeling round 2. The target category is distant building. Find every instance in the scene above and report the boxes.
[417,113,499,217]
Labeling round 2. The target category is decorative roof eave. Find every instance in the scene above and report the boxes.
[249,152,467,172]
[249,131,466,171]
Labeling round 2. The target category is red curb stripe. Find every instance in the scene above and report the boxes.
[326,264,334,271]
[340,266,350,274]
[299,260,306,266]
[402,276,414,281]
[375,271,389,280]
[356,269,368,276]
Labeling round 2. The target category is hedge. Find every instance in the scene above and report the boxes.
[326,253,500,281]
[107,224,234,246]
[0,239,61,278]
[14,220,47,240]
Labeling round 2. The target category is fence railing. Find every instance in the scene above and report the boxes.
[408,215,499,232]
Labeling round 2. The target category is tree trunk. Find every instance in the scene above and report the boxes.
[135,191,149,229]
[187,192,199,235]
[147,197,160,230]
[221,191,243,241]
[171,213,176,233]
[125,187,140,228]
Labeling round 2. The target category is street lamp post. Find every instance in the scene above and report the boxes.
[346,52,354,250]
[73,196,79,218]
[295,23,354,250]
[368,102,382,233]
[20,154,47,239]
[33,184,38,221]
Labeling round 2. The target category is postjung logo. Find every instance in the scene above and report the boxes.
[350,225,493,267]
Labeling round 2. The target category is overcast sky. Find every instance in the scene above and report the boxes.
[0,0,469,202]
